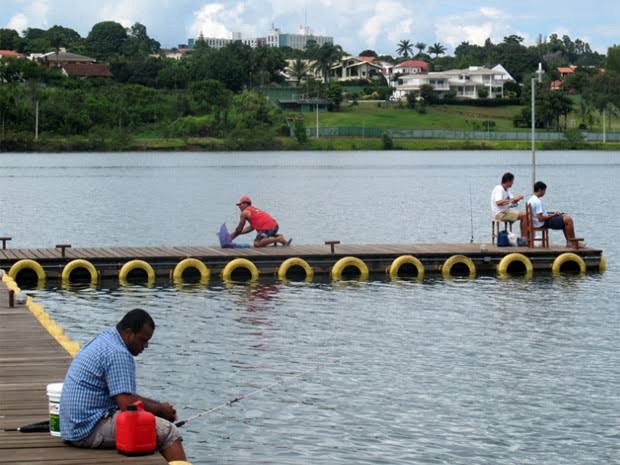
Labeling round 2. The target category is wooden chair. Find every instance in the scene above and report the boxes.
[526,203,549,248]
[491,219,513,245]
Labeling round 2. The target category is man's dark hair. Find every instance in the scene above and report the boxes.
[501,172,514,183]
[116,309,155,333]
[533,181,547,192]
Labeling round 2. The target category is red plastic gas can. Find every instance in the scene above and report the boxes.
[115,401,156,455]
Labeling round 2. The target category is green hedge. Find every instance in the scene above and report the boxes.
[437,98,521,107]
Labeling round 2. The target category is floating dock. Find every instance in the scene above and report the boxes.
[0,243,606,285]
[0,278,166,464]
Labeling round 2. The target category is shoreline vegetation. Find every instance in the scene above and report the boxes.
[1,22,619,154]
[3,134,620,153]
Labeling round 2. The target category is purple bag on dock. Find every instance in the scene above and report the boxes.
[218,224,233,248]
[217,224,250,248]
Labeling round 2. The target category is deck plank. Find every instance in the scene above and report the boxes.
[0,281,167,465]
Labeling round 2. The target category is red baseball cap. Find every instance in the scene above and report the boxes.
[236,195,252,205]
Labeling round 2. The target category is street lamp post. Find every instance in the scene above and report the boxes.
[531,63,544,190]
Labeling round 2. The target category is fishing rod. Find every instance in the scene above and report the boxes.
[175,364,321,428]
[469,181,475,243]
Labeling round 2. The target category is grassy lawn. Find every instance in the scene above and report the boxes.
[299,101,525,131]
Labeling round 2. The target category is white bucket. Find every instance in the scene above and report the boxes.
[46,383,63,437]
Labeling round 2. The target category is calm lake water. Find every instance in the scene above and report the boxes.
[1,151,619,465]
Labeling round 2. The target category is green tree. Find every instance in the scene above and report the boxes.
[156,60,190,89]
[583,71,620,119]
[311,43,343,83]
[123,23,160,57]
[189,80,232,114]
[293,119,307,144]
[46,26,82,47]
[428,42,447,58]
[0,85,17,141]
[325,81,343,110]
[86,21,128,60]
[414,42,427,56]
[359,49,378,57]
[418,84,435,103]
[396,40,413,58]
[0,29,22,50]
[290,58,309,83]
[607,45,620,72]
[381,132,394,149]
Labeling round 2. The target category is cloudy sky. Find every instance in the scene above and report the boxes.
[1,0,618,54]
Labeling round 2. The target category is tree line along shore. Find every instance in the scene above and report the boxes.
[0,22,619,152]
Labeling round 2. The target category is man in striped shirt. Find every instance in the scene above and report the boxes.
[60,309,187,462]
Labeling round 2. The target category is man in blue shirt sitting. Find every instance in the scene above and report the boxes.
[60,309,187,462]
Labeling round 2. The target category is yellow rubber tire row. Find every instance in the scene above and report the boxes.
[5,252,604,285]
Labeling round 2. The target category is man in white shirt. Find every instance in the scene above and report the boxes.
[490,172,526,237]
[528,181,582,248]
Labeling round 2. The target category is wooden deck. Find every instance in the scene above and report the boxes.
[0,243,605,281]
[0,280,166,464]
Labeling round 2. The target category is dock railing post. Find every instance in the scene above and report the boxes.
[0,237,11,250]
[324,240,340,254]
[55,244,72,258]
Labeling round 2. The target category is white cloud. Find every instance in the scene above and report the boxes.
[7,13,28,32]
[435,7,513,48]
[188,2,257,39]
[97,1,153,28]
[361,0,414,48]
[5,0,49,32]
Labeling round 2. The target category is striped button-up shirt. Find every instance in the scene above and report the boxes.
[60,328,136,441]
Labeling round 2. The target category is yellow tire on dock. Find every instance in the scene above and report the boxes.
[497,253,533,278]
[277,257,314,282]
[221,258,259,282]
[552,253,586,275]
[119,259,156,286]
[172,258,210,284]
[387,255,425,280]
[599,255,607,273]
[441,255,476,279]
[331,257,369,281]
[9,259,46,284]
[61,259,98,285]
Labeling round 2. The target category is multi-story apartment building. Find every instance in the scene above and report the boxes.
[188,26,332,51]
[266,27,333,50]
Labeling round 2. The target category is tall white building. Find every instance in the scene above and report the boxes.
[266,27,333,50]
[190,26,333,51]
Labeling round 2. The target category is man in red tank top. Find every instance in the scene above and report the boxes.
[230,196,293,248]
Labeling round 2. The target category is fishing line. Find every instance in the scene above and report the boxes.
[469,181,475,243]
[175,364,321,427]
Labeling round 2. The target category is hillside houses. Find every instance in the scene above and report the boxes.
[393,65,515,100]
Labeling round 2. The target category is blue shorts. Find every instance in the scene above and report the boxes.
[256,226,279,241]
[544,215,565,230]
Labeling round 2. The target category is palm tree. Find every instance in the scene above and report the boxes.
[414,42,427,56]
[428,42,447,58]
[396,40,413,58]
[49,32,64,67]
[290,58,309,84]
[312,43,343,83]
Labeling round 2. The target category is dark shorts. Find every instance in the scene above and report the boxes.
[544,215,565,230]
[255,226,279,241]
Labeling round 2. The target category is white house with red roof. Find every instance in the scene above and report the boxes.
[393,59,430,75]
